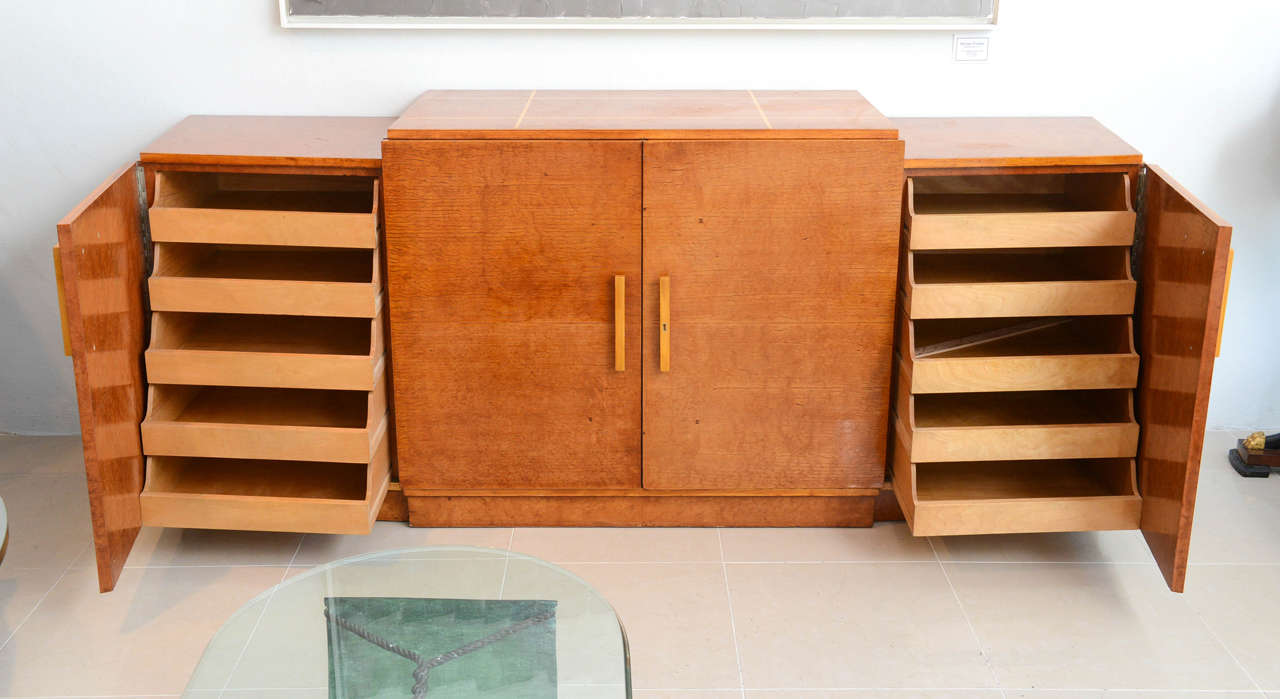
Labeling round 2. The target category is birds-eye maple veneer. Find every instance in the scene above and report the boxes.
[55,97,1230,594]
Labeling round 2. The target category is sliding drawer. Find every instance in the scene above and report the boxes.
[906,173,1135,250]
[895,389,1139,463]
[902,315,1139,393]
[141,366,388,463]
[140,428,390,534]
[903,247,1136,319]
[145,303,384,390]
[890,429,1140,535]
[149,172,378,249]
[148,242,380,317]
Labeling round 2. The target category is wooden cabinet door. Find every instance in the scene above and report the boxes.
[56,163,148,592]
[642,140,904,489]
[1138,164,1232,592]
[383,140,642,489]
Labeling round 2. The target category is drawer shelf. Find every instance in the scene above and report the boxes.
[149,242,380,317]
[890,427,1140,536]
[903,247,1136,319]
[901,315,1139,393]
[895,389,1139,463]
[145,304,384,390]
[139,428,390,534]
[906,173,1135,250]
[149,172,379,248]
[141,369,387,463]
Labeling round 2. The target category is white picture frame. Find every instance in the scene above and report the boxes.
[278,0,999,30]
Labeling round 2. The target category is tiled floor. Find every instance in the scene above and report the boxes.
[1,431,1279,697]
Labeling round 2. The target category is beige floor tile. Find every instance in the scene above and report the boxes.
[293,522,512,565]
[720,523,934,562]
[747,686,1008,691]
[0,564,287,696]
[945,562,1255,691]
[727,562,993,689]
[0,473,91,569]
[510,527,723,563]
[930,530,1154,564]
[1008,686,1259,691]
[0,567,66,644]
[0,434,86,475]
[637,686,747,691]
[563,562,741,690]
[1183,564,1280,690]
[72,526,305,568]
[501,556,631,688]
[1185,439,1280,566]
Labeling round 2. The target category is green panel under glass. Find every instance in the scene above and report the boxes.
[325,597,557,698]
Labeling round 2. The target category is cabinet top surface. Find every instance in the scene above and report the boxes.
[388,90,898,140]
[140,116,395,171]
[896,117,1142,170]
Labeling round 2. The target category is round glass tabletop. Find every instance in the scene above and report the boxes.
[184,546,631,698]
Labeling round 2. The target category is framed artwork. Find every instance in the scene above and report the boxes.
[280,0,998,29]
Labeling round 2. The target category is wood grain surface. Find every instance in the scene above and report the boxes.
[642,139,904,489]
[383,139,643,489]
[896,117,1142,170]
[389,90,897,140]
[56,163,147,593]
[1137,165,1233,593]
[406,493,876,527]
[141,116,391,172]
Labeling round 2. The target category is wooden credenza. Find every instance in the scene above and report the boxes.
[55,93,1231,593]
[383,91,903,526]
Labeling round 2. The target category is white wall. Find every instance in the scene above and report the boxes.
[1,0,1276,434]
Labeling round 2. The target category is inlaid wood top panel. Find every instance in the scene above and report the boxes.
[388,90,898,139]
[896,117,1142,170]
[141,116,394,170]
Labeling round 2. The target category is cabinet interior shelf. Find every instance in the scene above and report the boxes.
[150,385,368,428]
[913,390,1133,428]
[912,247,1131,285]
[155,171,375,214]
[151,312,371,356]
[154,244,373,283]
[146,456,367,501]
[915,458,1136,502]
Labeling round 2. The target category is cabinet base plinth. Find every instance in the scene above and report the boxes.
[405,493,875,527]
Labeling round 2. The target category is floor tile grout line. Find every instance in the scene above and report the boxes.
[0,542,88,654]
[716,527,747,699]
[498,528,516,600]
[928,537,1007,699]
[1183,593,1266,692]
[216,535,305,697]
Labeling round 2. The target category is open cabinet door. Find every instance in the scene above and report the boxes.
[1137,164,1232,592]
[56,163,147,592]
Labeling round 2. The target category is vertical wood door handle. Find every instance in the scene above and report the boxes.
[659,275,670,372]
[614,275,625,371]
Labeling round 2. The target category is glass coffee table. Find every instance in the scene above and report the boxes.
[184,546,631,698]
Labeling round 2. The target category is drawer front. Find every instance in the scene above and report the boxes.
[908,211,1135,250]
[912,354,1140,393]
[149,208,377,249]
[145,350,381,391]
[142,418,383,463]
[148,278,379,317]
[909,422,1140,463]
[907,280,1137,319]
